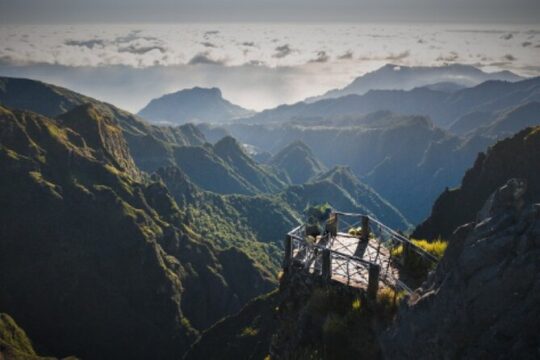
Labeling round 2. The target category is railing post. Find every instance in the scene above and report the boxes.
[402,240,411,266]
[367,263,380,301]
[322,249,332,282]
[361,216,370,242]
[283,234,292,271]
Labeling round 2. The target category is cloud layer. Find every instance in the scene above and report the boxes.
[0,23,539,111]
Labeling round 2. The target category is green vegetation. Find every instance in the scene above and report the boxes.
[392,238,448,278]
[268,140,327,184]
[295,285,383,359]
[0,104,286,359]
[0,313,36,357]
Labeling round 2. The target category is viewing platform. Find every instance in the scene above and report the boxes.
[283,212,438,298]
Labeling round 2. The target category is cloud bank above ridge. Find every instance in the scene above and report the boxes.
[0,23,539,111]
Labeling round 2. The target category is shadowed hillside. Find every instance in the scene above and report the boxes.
[0,104,285,359]
[414,125,540,240]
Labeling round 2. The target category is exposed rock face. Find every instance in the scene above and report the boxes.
[382,179,540,359]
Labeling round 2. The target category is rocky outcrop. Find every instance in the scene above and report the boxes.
[382,179,540,359]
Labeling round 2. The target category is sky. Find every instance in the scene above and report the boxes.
[0,1,539,112]
[1,0,540,24]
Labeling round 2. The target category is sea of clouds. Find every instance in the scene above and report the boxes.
[0,23,539,111]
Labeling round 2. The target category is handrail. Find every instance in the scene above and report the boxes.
[285,211,444,295]
[332,212,438,263]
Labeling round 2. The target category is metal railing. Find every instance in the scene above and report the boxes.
[285,211,440,296]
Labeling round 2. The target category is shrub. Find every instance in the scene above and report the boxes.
[347,226,362,236]
[240,326,259,337]
[374,288,404,321]
[391,238,447,278]
[351,298,361,312]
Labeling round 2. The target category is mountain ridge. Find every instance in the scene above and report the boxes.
[306,63,523,103]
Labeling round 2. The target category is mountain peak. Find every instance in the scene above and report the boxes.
[180,86,223,98]
[214,135,243,153]
[270,141,326,184]
[138,87,253,125]
[58,103,140,178]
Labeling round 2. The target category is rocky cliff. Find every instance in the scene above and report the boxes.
[382,179,540,359]
[414,126,540,240]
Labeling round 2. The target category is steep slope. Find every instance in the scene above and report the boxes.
[172,137,286,195]
[474,101,540,139]
[138,87,253,125]
[413,126,540,240]
[269,141,326,184]
[155,166,299,274]
[214,136,285,192]
[307,63,522,102]
[383,179,540,359]
[447,111,493,135]
[0,105,277,359]
[0,76,206,172]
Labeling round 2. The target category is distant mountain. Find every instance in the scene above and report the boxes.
[138,87,254,125]
[196,123,231,143]
[272,165,410,230]
[474,102,540,138]
[172,137,286,195]
[310,166,410,229]
[225,114,493,223]
[269,141,326,184]
[307,64,523,102]
[242,76,540,128]
[450,101,540,139]
[0,76,206,172]
[447,111,493,135]
[413,125,540,240]
[420,82,466,93]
